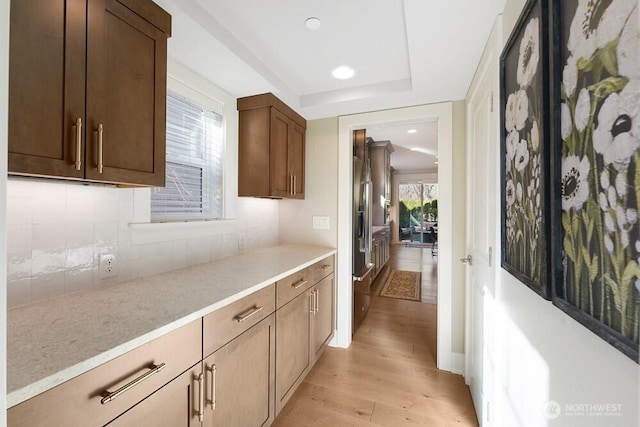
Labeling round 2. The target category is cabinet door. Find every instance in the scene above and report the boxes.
[312,275,335,361]
[275,290,312,413]
[269,108,291,198]
[384,149,391,201]
[352,129,368,163]
[106,364,203,427]
[372,239,380,277]
[238,108,271,197]
[8,0,86,179]
[288,121,305,199]
[85,0,167,186]
[385,236,390,264]
[203,315,275,427]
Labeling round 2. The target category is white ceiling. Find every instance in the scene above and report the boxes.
[367,121,438,172]
[155,0,504,172]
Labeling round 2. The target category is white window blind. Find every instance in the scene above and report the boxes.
[151,89,224,221]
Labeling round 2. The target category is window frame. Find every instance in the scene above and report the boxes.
[151,82,225,222]
[130,60,239,241]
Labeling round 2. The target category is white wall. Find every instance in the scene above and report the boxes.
[465,1,640,425]
[279,117,339,248]
[5,179,279,307]
[1,0,9,422]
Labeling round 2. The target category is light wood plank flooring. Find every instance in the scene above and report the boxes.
[273,245,478,426]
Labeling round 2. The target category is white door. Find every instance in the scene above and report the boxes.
[465,18,501,426]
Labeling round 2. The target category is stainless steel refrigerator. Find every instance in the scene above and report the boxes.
[353,149,374,331]
[353,155,373,278]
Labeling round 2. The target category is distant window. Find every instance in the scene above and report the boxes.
[151,89,224,221]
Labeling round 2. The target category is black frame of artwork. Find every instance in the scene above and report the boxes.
[549,0,639,362]
[500,0,551,299]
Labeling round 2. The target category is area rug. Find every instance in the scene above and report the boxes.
[379,270,421,301]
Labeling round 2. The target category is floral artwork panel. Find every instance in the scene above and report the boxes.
[555,0,639,362]
[500,0,551,298]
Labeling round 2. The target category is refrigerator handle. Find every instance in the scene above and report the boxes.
[364,181,372,253]
[353,263,375,282]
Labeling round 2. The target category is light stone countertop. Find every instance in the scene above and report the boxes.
[7,244,336,408]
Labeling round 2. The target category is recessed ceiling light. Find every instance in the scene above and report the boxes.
[305,17,322,30]
[407,129,417,134]
[332,66,355,80]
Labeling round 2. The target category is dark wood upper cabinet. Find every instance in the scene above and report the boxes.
[369,140,394,226]
[238,93,306,199]
[8,0,171,186]
[352,129,368,164]
[8,0,87,180]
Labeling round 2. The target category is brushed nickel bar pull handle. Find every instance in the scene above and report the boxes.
[314,289,319,314]
[309,291,314,313]
[293,175,297,195]
[197,372,204,422]
[291,279,307,290]
[100,363,166,404]
[235,305,263,323]
[207,364,217,410]
[290,174,294,195]
[97,123,104,174]
[74,118,82,171]
[321,264,331,271]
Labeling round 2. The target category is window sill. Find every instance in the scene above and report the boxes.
[129,219,238,245]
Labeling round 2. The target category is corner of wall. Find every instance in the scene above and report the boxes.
[451,100,467,355]
[279,117,339,248]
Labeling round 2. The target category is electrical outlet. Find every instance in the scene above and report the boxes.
[99,253,117,279]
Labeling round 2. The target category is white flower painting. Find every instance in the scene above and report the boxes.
[517,17,540,87]
[560,155,590,211]
[501,1,546,294]
[559,0,639,361]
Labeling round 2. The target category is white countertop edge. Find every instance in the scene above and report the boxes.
[7,247,337,407]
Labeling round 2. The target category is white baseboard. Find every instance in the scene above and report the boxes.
[451,352,465,375]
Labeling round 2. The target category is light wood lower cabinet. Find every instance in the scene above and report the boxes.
[371,228,390,279]
[203,284,275,357]
[106,364,202,427]
[312,274,335,362]
[203,315,275,427]
[275,255,335,415]
[275,290,312,413]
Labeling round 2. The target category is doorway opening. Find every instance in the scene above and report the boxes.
[336,102,457,373]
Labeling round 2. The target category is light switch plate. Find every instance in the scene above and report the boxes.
[312,216,330,230]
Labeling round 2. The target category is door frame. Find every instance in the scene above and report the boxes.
[464,16,502,424]
[334,102,456,372]
[1,0,9,418]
